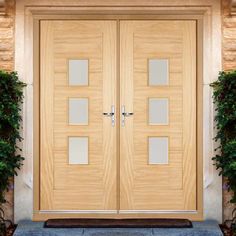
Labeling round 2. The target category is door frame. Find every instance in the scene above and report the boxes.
[14,0,222,223]
[33,13,203,221]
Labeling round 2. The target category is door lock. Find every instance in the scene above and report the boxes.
[103,105,115,127]
[121,105,133,127]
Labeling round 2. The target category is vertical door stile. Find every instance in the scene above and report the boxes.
[182,21,197,210]
[101,21,117,210]
[120,21,135,210]
[40,21,54,210]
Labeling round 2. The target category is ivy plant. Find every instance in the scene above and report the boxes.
[211,71,236,203]
[0,71,26,205]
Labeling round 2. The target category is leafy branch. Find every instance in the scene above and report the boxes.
[0,71,26,205]
[211,71,236,203]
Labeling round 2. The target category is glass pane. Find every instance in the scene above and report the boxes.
[69,59,88,86]
[149,98,168,125]
[69,98,88,125]
[69,137,88,164]
[149,59,169,86]
[149,137,168,164]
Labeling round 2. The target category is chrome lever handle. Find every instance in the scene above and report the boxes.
[103,105,115,127]
[103,112,114,116]
[121,105,133,127]
[123,112,133,117]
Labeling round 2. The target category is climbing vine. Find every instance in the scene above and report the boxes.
[211,71,236,203]
[0,71,26,205]
[211,71,236,235]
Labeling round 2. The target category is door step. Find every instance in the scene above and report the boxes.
[44,218,192,228]
[14,220,223,236]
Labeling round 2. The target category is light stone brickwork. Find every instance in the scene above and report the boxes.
[0,0,14,71]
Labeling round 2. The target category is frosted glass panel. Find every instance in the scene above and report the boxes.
[69,137,88,164]
[69,59,88,86]
[149,98,168,125]
[149,137,168,164]
[149,59,169,85]
[69,98,88,125]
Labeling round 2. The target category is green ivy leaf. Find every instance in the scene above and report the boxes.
[210,70,236,203]
[0,70,26,205]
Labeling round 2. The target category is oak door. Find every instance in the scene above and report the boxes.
[40,20,117,211]
[39,20,197,214]
[120,20,197,211]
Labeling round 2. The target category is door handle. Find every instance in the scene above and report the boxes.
[103,105,115,127]
[121,105,133,127]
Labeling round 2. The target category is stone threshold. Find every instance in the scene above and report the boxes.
[14,220,223,236]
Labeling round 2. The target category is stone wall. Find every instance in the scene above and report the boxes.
[222,0,236,70]
[222,0,236,222]
[0,0,15,221]
[0,0,14,71]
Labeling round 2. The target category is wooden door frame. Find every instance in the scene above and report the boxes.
[32,11,203,221]
[15,1,223,222]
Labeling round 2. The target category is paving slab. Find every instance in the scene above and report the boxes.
[14,220,223,236]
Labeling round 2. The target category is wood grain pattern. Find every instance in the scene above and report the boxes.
[33,18,40,213]
[120,20,197,211]
[182,21,197,210]
[40,20,117,210]
[40,21,54,210]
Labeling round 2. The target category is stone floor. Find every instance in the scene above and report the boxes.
[14,220,223,236]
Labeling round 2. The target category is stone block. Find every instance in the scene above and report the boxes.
[0,17,13,27]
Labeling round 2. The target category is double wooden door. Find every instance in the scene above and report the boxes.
[40,20,197,216]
